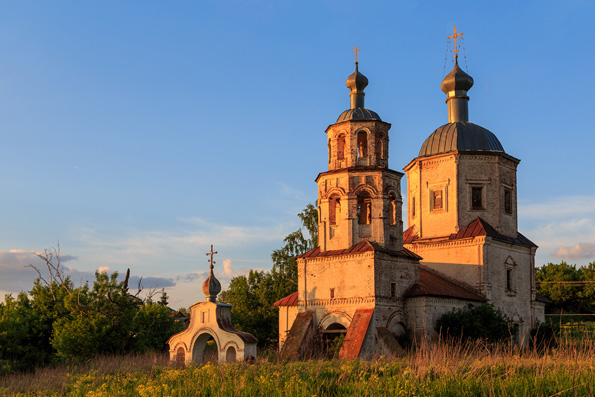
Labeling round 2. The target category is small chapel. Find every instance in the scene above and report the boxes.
[167,246,257,364]
[275,36,547,359]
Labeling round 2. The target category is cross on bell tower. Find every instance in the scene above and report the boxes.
[448,26,464,60]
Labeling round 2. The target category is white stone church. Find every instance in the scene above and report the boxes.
[274,52,547,359]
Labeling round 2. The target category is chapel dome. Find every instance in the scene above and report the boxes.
[202,269,221,302]
[336,108,382,123]
[418,121,504,157]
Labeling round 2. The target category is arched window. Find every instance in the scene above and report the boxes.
[388,193,396,226]
[329,196,341,226]
[357,193,372,225]
[377,134,384,160]
[337,135,345,161]
[357,131,368,158]
[327,140,331,164]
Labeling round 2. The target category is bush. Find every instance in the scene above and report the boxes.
[529,320,559,350]
[436,303,516,342]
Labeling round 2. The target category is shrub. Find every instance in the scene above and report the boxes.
[436,303,516,342]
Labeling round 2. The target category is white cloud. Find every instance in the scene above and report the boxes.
[552,243,595,262]
[518,195,595,266]
[222,259,233,276]
[73,218,290,268]
[98,266,110,273]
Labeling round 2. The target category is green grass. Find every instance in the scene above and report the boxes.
[2,338,595,396]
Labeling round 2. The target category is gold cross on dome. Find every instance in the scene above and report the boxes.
[206,244,218,270]
[448,26,464,58]
[353,45,361,62]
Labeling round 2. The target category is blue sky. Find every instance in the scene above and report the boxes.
[1,1,594,308]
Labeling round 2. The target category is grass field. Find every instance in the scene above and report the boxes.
[1,336,595,396]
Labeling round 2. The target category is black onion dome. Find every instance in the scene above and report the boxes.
[440,61,474,94]
[418,121,504,157]
[346,62,369,92]
[336,108,382,123]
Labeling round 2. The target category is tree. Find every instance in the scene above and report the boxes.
[536,262,595,314]
[219,203,318,347]
[0,246,184,373]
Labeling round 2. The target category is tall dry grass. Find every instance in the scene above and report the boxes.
[1,336,595,396]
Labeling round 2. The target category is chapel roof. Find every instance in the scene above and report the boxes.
[336,107,382,123]
[404,218,537,248]
[295,240,422,260]
[273,266,485,307]
[418,121,504,157]
[404,266,486,301]
[273,291,298,307]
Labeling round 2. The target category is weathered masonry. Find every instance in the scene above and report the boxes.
[275,43,546,359]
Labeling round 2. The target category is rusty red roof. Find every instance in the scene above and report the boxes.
[274,291,298,307]
[449,218,537,248]
[295,240,421,260]
[403,225,417,244]
[405,266,485,301]
[404,218,537,248]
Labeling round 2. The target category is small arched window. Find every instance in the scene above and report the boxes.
[329,196,341,226]
[337,135,345,161]
[377,134,384,160]
[328,140,332,163]
[357,193,372,225]
[388,193,396,226]
[357,131,368,158]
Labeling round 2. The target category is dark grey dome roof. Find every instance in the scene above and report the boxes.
[336,107,381,123]
[419,121,504,157]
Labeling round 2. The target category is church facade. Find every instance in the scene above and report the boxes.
[275,52,546,359]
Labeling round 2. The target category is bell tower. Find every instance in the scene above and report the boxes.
[317,60,404,252]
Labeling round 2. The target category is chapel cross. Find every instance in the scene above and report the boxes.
[447,26,464,58]
[206,244,218,270]
[353,45,361,62]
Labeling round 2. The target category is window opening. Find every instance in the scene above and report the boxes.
[357,131,368,158]
[472,187,484,210]
[412,196,416,218]
[388,193,396,226]
[329,196,340,226]
[377,134,384,160]
[337,135,345,161]
[506,268,512,291]
[390,282,396,298]
[330,288,335,299]
[357,194,372,224]
[327,141,331,164]
[432,190,443,210]
[504,189,512,214]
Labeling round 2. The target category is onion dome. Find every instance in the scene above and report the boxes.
[346,62,368,99]
[440,58,474,94]
[336,62,382,122]
[418,121,504,157]
[202,265,221,303]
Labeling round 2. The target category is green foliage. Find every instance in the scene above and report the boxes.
[219,203,318,347]
[0,253,184,374]
[529,320,559,351]
[536,261,595,313]
[436,303,516,342]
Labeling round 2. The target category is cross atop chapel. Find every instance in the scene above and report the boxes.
[206,244,218,270]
